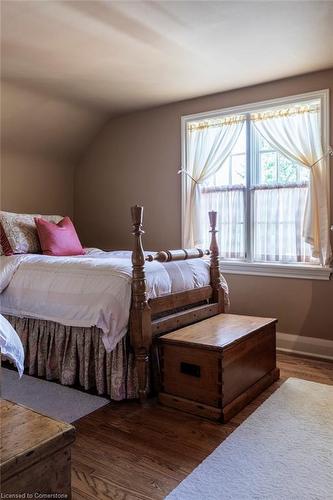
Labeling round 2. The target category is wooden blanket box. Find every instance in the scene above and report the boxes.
[158,314,280,422]
[0,400,75,496]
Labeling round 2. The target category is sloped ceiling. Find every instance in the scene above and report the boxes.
[1,0,333,161]
[1,80,106,163]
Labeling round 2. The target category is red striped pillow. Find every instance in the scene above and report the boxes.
[0,223,13,256]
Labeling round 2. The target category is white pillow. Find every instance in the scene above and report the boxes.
[0,315,24,377]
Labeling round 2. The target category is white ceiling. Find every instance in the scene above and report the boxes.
[2,0,333,115]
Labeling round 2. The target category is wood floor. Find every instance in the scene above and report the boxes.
[71,353,333,500]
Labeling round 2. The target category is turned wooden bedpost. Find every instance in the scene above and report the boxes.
[209,211,225,313]
[130,205,152,401]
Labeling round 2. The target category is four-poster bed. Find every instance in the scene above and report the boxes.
[1,206,226,401]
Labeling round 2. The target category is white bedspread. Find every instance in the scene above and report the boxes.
[0,249,224,352]
[0,314,24,377]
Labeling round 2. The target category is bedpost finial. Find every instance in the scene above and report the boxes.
[208,211,219,253]
[131,205,145,238]
[131,205,144,228]
[209,210,217,232]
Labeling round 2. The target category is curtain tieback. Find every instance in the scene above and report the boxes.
[310,146,333,169]
[177,169,199,184]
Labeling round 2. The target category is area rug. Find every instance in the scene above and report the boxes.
[1,367,110,423]
[167,378,333,500]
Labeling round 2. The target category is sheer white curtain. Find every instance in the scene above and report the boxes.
[253,184,313,263]
[184,117,245,247]
[201,186,245,258]
[252,106,331,265]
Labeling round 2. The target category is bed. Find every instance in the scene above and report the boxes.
[0,206,228,400]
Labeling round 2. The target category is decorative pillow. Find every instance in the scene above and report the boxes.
[35,216,84,256]
[0,211,63,256]
[0,226,13,255]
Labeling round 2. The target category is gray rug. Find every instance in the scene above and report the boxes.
[1,368,110,422]
[167,378,333,500]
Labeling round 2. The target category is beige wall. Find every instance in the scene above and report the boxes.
[75,69,333,340]
[0,80,106,216]
[1,153,74,216]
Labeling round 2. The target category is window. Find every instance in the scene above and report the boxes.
[181,91,331,279]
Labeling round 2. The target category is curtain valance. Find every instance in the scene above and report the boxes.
[187,114,245,132]
[250,103,320,122]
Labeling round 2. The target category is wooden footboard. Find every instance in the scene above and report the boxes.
[130,206,225,401]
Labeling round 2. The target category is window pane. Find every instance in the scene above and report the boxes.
[200,123,246,259]
[232,129,246,154]
[252,185,313,263]
[201,187,246,260]
[231,154,246,185]
[258,134,271,150]
[260,151,277,184]
[210,160,230,186]
[205,126,246,187]
[277,155,298,183]
[255,127,310,187]
[252,124,315,263]
[299,166,310,182]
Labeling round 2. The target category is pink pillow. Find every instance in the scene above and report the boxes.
[35,216,85,256]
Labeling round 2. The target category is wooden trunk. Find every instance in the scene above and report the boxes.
[158,314,280,422]
[0,400,75,496]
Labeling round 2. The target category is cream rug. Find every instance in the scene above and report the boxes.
[167,378,333,500]
[1,367,110,423]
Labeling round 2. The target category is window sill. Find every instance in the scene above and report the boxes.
[219,260,332,280]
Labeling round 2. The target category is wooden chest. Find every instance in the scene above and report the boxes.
[158,313,280,422]
[0,400,76,497]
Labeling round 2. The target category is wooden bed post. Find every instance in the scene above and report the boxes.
[130,205,152,401]
[209,211,225,313]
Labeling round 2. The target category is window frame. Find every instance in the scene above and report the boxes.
[181,89,331,280]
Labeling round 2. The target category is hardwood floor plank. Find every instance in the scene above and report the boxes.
[71,353,333,499]
[72,462,156,500]
[71,487,99,500]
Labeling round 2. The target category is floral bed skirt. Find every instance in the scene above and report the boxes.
[5,316,138,400]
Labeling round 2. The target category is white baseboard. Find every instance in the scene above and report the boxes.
[276,332,333,361]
